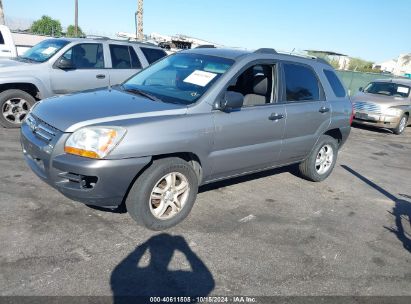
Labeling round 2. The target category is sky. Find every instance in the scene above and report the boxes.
[3,0,410,62]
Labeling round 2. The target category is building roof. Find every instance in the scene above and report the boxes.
[304,50,348,56]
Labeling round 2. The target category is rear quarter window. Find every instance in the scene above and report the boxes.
[284,63,320,102]
[140,47,167,64]
[324,69,346,98]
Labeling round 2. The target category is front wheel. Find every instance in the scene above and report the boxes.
[298,135,339,182]
[392,114,408,135]
[0,89,36,128]
[126,158,199,230]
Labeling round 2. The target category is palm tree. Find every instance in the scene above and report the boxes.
[403,54,411,66]
[0,0,5,25]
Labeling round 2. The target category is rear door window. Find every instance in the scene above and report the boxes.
[140,47,167,64]
[283,63,320,102]
[324,69,346,97]
[110,44,142,69]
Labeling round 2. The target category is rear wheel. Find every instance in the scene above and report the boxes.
[392,114,408,135]
[126,158,198,230]
[298,135,339,182]
[0,89,36,128]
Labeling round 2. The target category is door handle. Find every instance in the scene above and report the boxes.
[268,113,284,121]
[96,74,106,79]
[319,107,330,113]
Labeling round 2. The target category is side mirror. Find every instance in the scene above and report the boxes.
[359,87,363,92]
[56,58,75,70]
[215,91,244,112]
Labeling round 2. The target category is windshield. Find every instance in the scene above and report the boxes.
[364,82,410,98]
[123,53,234,105]
[20,39,70,63]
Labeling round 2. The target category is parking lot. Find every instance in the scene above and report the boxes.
[0,125,410,297]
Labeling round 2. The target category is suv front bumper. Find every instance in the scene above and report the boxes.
[21,122,151,207]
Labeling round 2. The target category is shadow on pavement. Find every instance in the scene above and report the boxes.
[110,233,214,303]
[341,165,411,253]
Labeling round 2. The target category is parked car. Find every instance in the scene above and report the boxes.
[0,25,49,58]
[0,37,167,128]
[352,79,411,134]
[21,48,352,230]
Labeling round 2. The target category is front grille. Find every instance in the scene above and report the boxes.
[27,114,60,143]
[353,101,382,114]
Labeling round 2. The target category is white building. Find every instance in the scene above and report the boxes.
[374,54,411,76]
[373,59,397,73]
[394,54,411,76]
[338,56,351,70]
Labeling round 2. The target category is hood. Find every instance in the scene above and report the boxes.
[0,58,42,79]
[0,58,33,71]
[352,92,410,108]
[32,88,187,132]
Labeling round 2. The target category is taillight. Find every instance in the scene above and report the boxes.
[349,101,354,125]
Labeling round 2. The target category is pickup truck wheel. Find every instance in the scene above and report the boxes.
[126,158,199,230]
[392,114,408,135]
[0,90,36,128]
[298,135,338,182]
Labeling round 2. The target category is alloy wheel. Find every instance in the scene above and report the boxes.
[149,172,190,220]
[2,98,30,124]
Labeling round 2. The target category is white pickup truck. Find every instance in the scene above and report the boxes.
[0,25,48,58]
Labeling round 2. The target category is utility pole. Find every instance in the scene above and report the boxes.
[137,0,144,40]
[74,0,78,36]
[0,0,5,25]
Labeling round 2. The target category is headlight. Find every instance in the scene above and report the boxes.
[64,126,127,159]
[384,108,402,116]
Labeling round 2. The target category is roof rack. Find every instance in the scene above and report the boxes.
[84,35,110,40]
[195,44,216,49]
[254,48,277,54]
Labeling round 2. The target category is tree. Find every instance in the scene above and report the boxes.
[30,15,62,36]
[66,25,85,37]
[348,57,379,73]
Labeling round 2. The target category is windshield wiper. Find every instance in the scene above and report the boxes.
[122,86,161,102]
[16,56,38,63]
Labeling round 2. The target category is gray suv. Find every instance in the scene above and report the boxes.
[21,48,352,230]
[0,37,167,128]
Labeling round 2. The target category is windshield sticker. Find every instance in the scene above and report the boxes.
[41,47,57,55]
[397,86,410,94]
[184,70,217,87]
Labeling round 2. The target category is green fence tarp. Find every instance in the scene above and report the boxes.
[336,70,396,96]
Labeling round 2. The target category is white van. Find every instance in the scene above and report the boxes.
[0,25,48,58]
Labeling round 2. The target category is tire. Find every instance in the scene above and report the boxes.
[0,89,36,128]
[392,114,408,135]
[126,157,199,230]
[298,135,339,182]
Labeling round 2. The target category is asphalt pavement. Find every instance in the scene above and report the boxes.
[0,125,410,297]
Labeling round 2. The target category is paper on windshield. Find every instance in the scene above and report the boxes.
[184,70,217,87]
[397,86,410,94]
[41,47,57,55]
